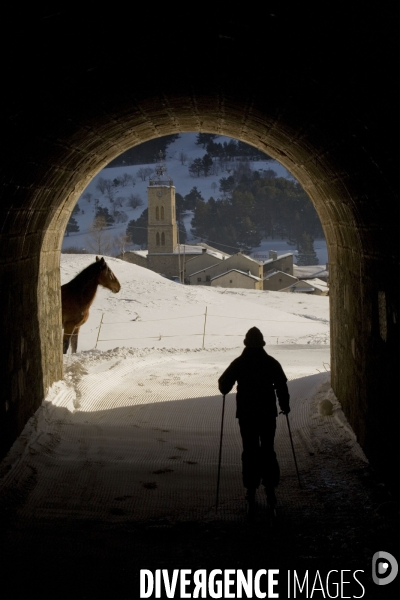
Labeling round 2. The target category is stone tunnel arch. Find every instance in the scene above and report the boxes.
[1,8,398,493]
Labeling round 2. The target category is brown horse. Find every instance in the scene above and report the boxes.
[61,256,121,353]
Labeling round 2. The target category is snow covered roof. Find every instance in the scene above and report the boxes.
[231,252,262,265]
[281,280,316,293]
[189,263,221,277]
[293,265,329,279]
[262,252,294,265]
[197,243,230,258]
[127,250,148,257]
[171,244,211,255]
[303,278,329,292]
[263,270,298,282]
[211,269,261,282]
[184,246,228,262]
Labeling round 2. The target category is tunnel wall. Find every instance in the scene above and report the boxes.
[1,8,399,490]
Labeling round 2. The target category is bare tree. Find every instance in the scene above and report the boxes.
[105,185,116,202]
[96,177,108,194]
[127,193,144,209]
[120,173,134,187]
[114,232,131,256]
[112,196,125,215]
[179,151,188,165]
[85,216,113,255]
[115,210,128,223]
[82,191,93,203]
[137,167,154,181]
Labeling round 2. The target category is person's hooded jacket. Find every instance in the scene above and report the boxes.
[218,327,290,419]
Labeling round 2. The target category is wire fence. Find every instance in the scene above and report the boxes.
[74,306,330,350]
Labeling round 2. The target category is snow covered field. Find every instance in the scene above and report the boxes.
[60,254,330,355]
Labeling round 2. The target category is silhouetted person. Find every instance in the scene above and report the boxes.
[218,327,290,513]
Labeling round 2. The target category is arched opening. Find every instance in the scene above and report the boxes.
[1,8,398,499]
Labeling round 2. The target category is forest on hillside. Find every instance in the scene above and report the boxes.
[126,149,323,263]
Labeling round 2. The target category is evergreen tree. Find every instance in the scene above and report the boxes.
[188,158,204,177]
[184,187,204,210]
[296,233,319,265]
[195,133,217,148]
[106,135,180,167]
[126,209,148,248]
[219,176,235,196]
[202,153,213,176]
[66,216,80,236]
[95,206,115,226]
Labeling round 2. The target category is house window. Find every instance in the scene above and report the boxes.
[161,206,164,219]
[230,280,233,283]
[197,277,201,282]
[161,232,165,246]
[156,206,159,220]
[206,275,210,282]
[156,232,160,246]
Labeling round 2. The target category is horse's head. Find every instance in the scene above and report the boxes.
[96,256,121,293]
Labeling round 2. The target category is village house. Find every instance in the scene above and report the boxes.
[189,252,263,286]
[211,269,262,290]
[121,159,300,290]
[263,270,298,291]
[281,277,329,295]
[262,251,294,277]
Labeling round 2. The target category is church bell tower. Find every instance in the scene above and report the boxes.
[147,154,177,254]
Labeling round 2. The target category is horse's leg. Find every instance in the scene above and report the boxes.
[63,324,76,354]
[71,327,80,353]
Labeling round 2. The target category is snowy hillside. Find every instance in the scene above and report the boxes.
[61,254,330,357]
[62,133,328,264]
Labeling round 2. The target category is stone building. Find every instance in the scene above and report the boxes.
[122,160,221,279]
[189,252,263,285]
[263,270,298,291]
[262,252,294,277]
[211,269,262,290]
[281,277,329,295]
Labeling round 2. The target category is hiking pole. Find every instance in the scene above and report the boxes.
[281,412,302,488]
[215,394,226,512]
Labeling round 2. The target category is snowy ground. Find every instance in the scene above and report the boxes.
[1,256,397,599]
[60,255,330,354]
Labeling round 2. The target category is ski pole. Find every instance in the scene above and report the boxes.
[215,394,226,512]
[281,412,302,488]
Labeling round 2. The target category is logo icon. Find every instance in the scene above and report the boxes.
[372,551,398,585]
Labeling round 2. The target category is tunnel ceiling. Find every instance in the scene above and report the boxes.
[2,7,397,258]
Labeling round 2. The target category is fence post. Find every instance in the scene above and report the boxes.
[202,306,208,349]
[95,313,104,349]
